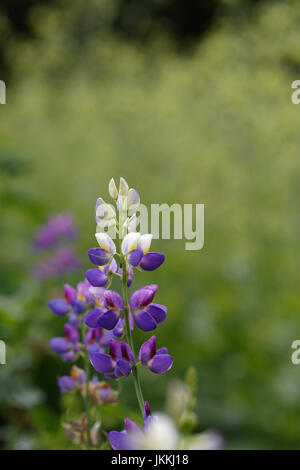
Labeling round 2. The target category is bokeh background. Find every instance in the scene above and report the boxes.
[1,0,300,450]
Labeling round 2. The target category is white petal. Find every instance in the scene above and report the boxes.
[128,188,140,211]
[95,197,116,220]
[119,177,129,196]
[95,232,116,254]
[128,214,137,232]
[135,414,179,450]
[121,232,140,254]
[108,178,118,199]
[117,194,128,212]
[138,233,152,254]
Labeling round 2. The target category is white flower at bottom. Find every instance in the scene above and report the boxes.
[133,414,179,450]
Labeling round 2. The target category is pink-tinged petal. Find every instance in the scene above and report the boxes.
[115,358,131,377]
[86,269,108,287]
[50,337,70,353]
[88,248,111,266]
[121,342,135,365]
[140,252,165,271]
[109,338,122,360]
[128,248,143,267]
[97,309,119,330]
[143,401,152,428]
[134,310,157,331]
[64,324,79,343]
[104,290,124,311]
[146,304,167,324]
[109,431,132,450]
[139,336,156,365]
[84,308,103,328]
[48,299,71,316]
[64,284,77,304]
[129,285,158,310]
[89,352,114,373]
[148,354,173,374]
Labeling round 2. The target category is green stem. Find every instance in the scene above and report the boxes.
[121,254,145,415]
[82,322,91,449]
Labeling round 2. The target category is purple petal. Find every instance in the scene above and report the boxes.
[148,354,173,374]
[57,376,76,393]
[124,418,142,435]
[134,310,157,331]
[109,338,122,361]
[88,248,110,266]
[86,269,108,287]
[104,290,124,311]
[121,342,135,365]
[156,347,168,355]
[64,324,79,343]
[109,431,132,450]
[143,401,152,428]
[128,248,143,267]
[84,308,104,328]
[113,318,125,338]
[97,309,119,330]
[89,352,114,373]
[61,350,77,362]
[146,304,167,324]
[129,285,158,310]
[139,336,156,365]
[140,252,165,271]
[68,313,81,328]
[50,337,70,354]
[64,284,77,304]
[48,299,71,316]
[73,299,85,315]
[115,358,131,377]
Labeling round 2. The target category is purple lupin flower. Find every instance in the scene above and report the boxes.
[84,327,115,353]
[129,285,167,331]
[89,338,135,379]
[88,233,116,267]
[84,289,124,330]
[139,336,173,374]
[34,213,77,251]
[49,280,93,317]
[50,323,81,362]
[86,258,118,288]
[109,401,152,450]
[121,233,165,271]
[58,365,86,393]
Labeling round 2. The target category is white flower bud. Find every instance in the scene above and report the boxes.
[119,177,129,196]
[128,214,137,232]
[128,188,140,212]
[108,178,118,199]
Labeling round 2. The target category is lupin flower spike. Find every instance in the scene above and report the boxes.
[48,177,173,450]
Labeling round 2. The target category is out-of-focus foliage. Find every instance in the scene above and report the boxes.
[1,0,300,449]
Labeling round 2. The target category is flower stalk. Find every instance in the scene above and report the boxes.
[120,253,145,415]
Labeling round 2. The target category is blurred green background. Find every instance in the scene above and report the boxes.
[1,0,300,450]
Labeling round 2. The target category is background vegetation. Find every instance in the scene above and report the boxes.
[1,0,300,449]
